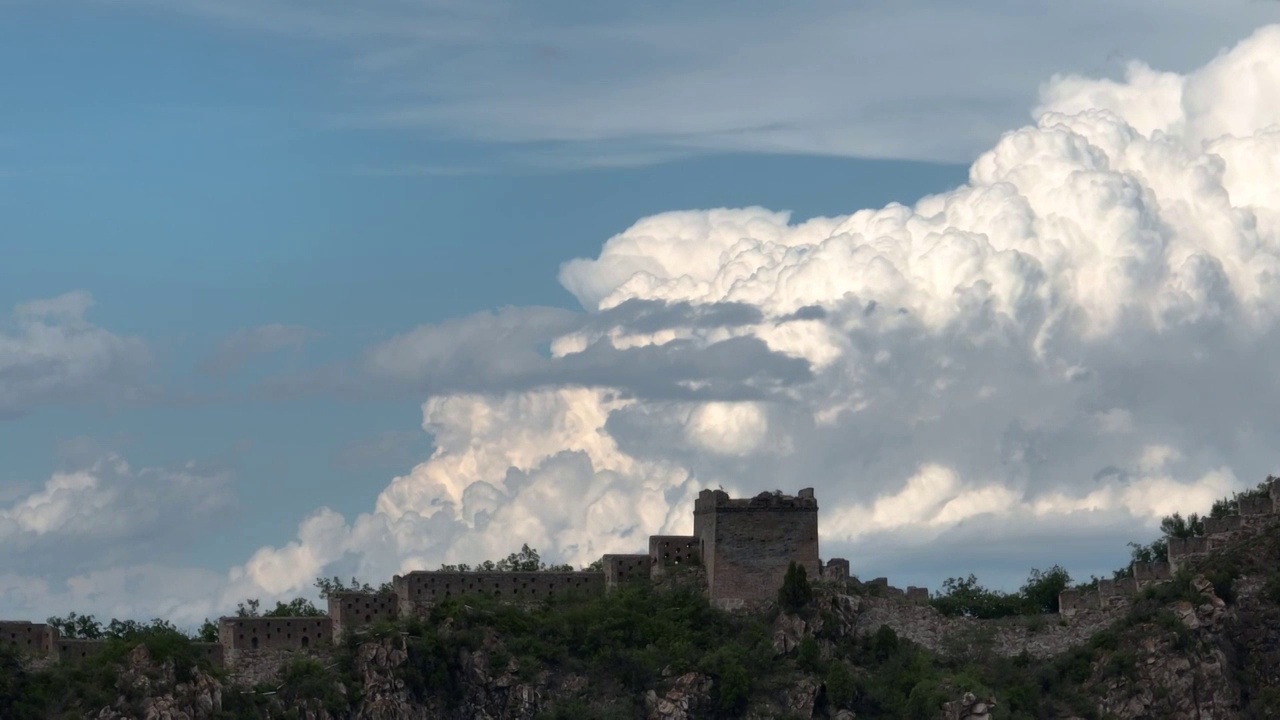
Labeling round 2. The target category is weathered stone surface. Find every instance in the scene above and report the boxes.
[943,691,996,719]
[645,672,713,720]
[92,645,224,720]
[694,488,821,607]
[227,647,330,687]
[773,612,808,655]
[845,589,1125,659]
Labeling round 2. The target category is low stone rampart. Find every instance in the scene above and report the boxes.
[219,616,333,655]
[1168,536,1210,571]
[394,571,605,615]
[55,638,109,662]
[1203,515,1243,535]
[0,621,57,655]
[191,641,224,666]
[852,595,1125,659]
[822,558,850,581]
[1239,494,1274,516]
[603,554,649,589]
[649,535,701,577]
[1131,562,1172,587]
[328,591,398,640]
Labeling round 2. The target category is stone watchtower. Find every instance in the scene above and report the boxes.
[694,487,821,609]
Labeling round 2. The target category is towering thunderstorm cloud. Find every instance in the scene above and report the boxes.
[217,27,1280,610]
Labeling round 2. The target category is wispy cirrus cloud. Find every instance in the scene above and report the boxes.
[200,323,317,377]
[80,0,1280,166]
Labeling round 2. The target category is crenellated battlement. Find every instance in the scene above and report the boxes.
[694,487,818,514]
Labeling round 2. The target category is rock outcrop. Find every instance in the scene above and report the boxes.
[92,645,223,720]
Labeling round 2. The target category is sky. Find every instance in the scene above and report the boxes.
[3,1,1280,628]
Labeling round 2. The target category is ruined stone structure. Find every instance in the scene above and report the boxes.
[218,616,333,657]
[603,554,649,589]
[823,558,851,581]
[0,620,57,655]
[56,638,111,663]
[865,577,930,606]
[392,570,606,617]
[1132,561,1172,588]
[1,486,890,676]
[648,535,701,577]
[1060,476,1280,615]
[328,590,398,638]
[694,487,822,608]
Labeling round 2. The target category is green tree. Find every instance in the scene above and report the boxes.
[439,545,575,573]
[778,561,814,613]
[1160,512,1204,539]
[196,619,219,642]
[930,575,1025,619]
[1020,566,1071,614]
[497,544,545,571]
[235,597,324,618]
[314,576,393,598]
[47,612,103,639]
[826,661,855,710]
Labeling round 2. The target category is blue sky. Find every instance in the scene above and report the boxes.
[4,1,1280,625]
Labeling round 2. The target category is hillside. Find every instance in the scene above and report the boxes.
[5,481,1280,719]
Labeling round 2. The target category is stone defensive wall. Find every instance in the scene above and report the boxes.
[649,535,701,576]
[328,590,398,638]
[2,621,222,668]
[14,480,1272,679]
[393,570,606,616]
[218,616,334,654]
[1130,561,1172,586]
[191,641,224,665]
[855,594,1125,660]
[862,577,930,605]
[0,620,57,654]
[822,558,851,581]
[1061,478,1280,614]
[55,638,111,663]
[695,487,821,607]
[603,554,650,588]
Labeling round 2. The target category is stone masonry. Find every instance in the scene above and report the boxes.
[694,487,821,609]
[328,590,398,639]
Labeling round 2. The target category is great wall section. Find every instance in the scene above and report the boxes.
[5,480,1278,684]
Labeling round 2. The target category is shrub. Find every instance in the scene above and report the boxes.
[1021,566,1071,614]
[778,562,814,613]
[825,661,855,709]
[796,636,822,672]
[931,575,1026,619]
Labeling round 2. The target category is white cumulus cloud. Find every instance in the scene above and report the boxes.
[0,291,152,419]
[143,25,1280,613]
